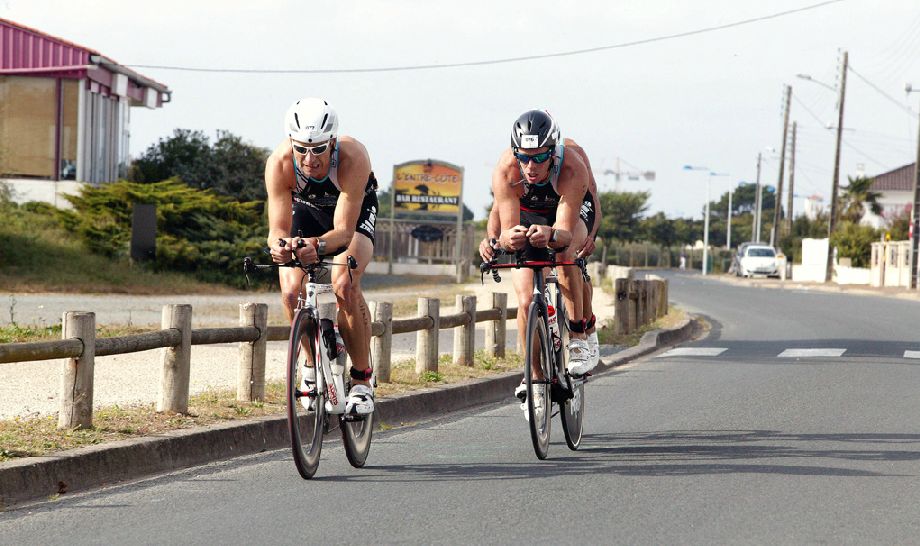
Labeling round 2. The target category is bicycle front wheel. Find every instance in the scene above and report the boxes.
[341,345,375,468]
[524,301,552,460]
[555,285,584,450]
[341,384,374,468]
[286,308,326,479]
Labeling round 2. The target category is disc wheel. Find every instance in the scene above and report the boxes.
[524,302,553,459]
[286,308,326,479]
[341,352,375,468]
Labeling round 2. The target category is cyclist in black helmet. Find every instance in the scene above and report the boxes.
[487,110,595,415]
[480,133,602,368]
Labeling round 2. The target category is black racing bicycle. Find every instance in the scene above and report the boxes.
[244,242,374,479]
[481,246,590,459]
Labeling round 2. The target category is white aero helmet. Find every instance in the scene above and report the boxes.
[285,97,338,143]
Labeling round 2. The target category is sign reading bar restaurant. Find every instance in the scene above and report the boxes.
[392,160,463,214]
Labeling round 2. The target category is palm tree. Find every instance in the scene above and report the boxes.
[839,175,882,223]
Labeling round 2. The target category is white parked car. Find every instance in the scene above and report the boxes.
[737,245,779,277]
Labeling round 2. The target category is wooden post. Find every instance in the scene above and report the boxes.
[485,292,507,358]
[614,278,629,335]
[416,297,439,375]
[371,301,393,383]
[627,279,639,333]
[453,295,476,366]
[58,311,95,429]
[238,303,268,402]
[661,279,669,317]
[649,281,659,321]
[158,304,192,414]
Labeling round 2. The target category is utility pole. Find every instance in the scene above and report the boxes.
[908,84,920,289]
[771,85,792,247]
[785,121,797,234]
[753,152,763,243]
[825,50,848,283]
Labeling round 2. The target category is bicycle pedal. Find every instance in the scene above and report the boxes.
[343,412,368,422]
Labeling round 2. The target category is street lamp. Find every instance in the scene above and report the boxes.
[798,51,848,283]
[683,165,728,275]
[796,73,836,93]
[728,180,747,250]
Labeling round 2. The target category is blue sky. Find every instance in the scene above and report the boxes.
[6,0,920,220]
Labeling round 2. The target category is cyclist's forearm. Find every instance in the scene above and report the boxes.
[317,228,356,254]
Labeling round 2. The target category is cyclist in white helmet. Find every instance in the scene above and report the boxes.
[486,110,594,416]
[265,97,378,415]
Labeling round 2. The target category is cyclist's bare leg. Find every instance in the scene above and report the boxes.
[511,267,545,380]
[556,220,588,341]
[333,233,373,387]
[583,280,595,333]
[279,266,314,365]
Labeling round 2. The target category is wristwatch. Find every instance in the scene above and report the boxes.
[549,228,558,243]
[314,238,327,255]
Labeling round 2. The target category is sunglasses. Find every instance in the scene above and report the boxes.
[513,149,553,164]
[292,141,331,156]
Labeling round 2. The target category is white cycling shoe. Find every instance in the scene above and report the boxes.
[587,331,600,368]
[345,384,375,415]
[567,338,594,376]
[515,382,557,421]
[300,365,316,412]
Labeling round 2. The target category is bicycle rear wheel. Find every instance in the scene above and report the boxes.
[341,344,374,468]
[524,301,552,459]
[286,308,326,479]
[555,284,584,450]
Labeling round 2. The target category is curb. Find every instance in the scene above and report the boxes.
[0,317,699,509]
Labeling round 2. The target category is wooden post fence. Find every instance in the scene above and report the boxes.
[237,303,268,402]
[452,295,476,366]
[416,297,439,374]
[58,311,95,429]
[485,292,508,358]
[370,301,393,383]
[157,304,192,414]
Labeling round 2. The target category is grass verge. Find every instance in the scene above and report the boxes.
[0,350,522,462]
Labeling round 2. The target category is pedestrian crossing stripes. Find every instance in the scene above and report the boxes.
[778,348,846,358]
[656,347,920,359]
[656,347,727,358]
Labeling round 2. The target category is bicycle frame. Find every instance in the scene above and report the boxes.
[481,249,591,389]
[297,269,349,415]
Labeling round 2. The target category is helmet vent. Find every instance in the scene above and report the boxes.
[294,113,301,129]
[321,113,329,130]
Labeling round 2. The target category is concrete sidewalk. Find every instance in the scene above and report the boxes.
[711,272,920,301]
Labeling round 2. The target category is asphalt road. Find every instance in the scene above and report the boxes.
[4,271,920,544]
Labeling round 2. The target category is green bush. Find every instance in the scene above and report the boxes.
[830,221,879,268]
[64,179,268,286]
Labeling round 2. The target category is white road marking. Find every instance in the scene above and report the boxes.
[904,350,920,359]
[657,347,727,357]
[777,348,846,358]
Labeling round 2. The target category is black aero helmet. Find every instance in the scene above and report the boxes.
[511,110,559,150]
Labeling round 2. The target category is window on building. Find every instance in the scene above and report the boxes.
[61,79,79,180]
[0,76,56,178]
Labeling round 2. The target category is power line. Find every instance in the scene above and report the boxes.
[848,64,918,118]
[125,0,845,74]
